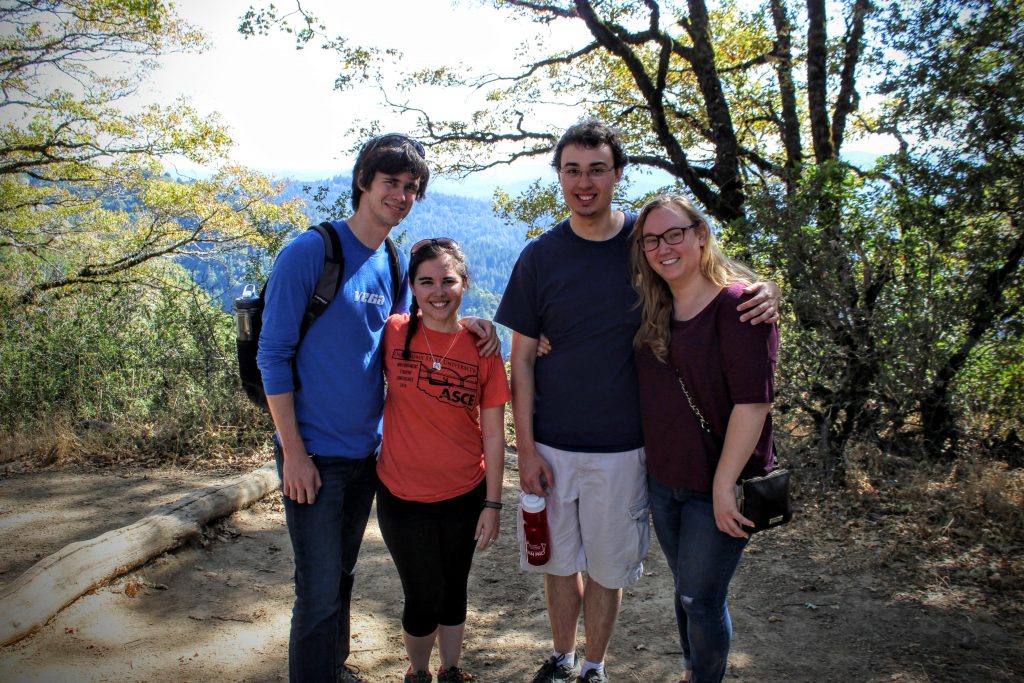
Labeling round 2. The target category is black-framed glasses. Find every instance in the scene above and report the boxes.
[638,222,700,251]
[411,236,459,255]
[361,133,426,159]
[558,167,614,180]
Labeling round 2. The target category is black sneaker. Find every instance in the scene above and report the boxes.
[579,668,608,683]
[530,654,581,683]
[404,668,433,683]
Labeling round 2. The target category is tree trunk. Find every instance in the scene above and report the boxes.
[0,461,279,647]
[806,0,833,162]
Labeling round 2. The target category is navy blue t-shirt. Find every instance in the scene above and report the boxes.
[495,215,643,452]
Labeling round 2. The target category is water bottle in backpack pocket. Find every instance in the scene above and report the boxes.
[234,283,267,409]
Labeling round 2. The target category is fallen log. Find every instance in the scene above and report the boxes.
[0,460,280,647]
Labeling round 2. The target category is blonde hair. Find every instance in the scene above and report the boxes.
[631,194,758,362]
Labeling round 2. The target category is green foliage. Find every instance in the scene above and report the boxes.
[493,180,561,239]
[237,0,1024,473]
[871,0,1024,448]
[0,262,268,456]
[0,0,302,458]
[880,0,1024,197]
[1,0,308,306]
[238,2,397,88]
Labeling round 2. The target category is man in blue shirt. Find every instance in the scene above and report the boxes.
[496,119,779,683]
[258,134,494,683]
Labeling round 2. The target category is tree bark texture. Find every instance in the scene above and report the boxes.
[806,0,834,162]
[770,0,803,189]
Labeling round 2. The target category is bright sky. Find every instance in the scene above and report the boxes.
[140,0,892,197]
[144,0,589,196]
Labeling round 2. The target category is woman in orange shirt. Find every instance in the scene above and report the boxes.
[376,237,511,683]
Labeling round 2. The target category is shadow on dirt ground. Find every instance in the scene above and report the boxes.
[1,454,1021,682]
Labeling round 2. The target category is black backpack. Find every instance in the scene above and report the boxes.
[234,221,402,409]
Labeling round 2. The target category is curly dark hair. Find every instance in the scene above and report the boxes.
[551,118,629,171]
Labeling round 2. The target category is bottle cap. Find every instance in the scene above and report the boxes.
[520,492,546,513]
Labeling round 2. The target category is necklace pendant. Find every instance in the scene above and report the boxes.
[432,361,442,370]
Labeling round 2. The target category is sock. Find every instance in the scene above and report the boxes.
[553,651,576,668]
[581,660,604,676]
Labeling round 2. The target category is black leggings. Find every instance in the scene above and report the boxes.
[376,480,485,637]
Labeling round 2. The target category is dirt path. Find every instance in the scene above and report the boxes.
[0,456,1020,682]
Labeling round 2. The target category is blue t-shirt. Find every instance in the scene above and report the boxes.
[495,215,643,452]
[256,221,410,458]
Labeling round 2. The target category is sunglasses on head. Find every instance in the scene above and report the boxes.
[361,133,426,159]
[411,237,459,255]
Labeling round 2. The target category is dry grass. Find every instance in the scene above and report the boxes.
[813,443,1024,618]
[0,414,274,475]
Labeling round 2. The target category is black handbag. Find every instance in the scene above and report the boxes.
[736,468,792,534]
[673,368,792,534]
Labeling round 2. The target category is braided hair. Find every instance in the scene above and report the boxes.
[401,238,471,360]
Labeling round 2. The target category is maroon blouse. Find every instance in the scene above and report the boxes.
[635,284,779,492]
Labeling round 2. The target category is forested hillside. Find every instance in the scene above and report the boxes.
[183,174,530,354]
[277,175,527,325]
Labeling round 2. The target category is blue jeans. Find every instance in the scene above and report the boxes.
[276,446,378,683]
[648,476,748,683]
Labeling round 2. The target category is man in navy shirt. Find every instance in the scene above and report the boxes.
[496,119,778,683]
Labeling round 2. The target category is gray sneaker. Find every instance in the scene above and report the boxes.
[530,654,581,683]
[579,668,608,683]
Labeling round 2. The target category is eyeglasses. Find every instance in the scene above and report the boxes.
[558,167,614,181]
[361,133,426,159]
[411,237,459,255]
[638,222,700,252]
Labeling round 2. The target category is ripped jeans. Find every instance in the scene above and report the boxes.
[648,476,749,683]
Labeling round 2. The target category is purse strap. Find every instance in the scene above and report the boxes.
[674,367,714,436]
[672,366,781,470]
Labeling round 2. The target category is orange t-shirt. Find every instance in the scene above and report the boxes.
[378,314,511,503]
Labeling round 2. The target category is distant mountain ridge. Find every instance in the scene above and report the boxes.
[183,175,537,354]
[280,174,529,307]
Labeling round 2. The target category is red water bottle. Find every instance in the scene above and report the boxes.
[521,493,550,566]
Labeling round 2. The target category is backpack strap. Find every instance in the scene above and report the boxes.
[287,222,343,393]
[384,236,403,313]
[299,221,344,338]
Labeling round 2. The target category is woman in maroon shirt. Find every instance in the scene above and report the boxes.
[631,194,779,683]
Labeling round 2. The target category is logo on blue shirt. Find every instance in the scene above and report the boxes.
[354,290,387,306]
